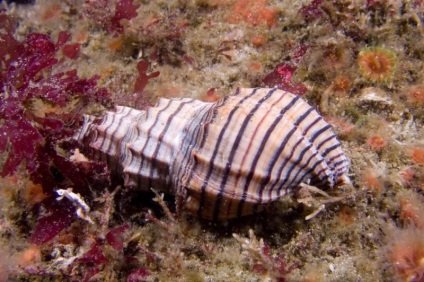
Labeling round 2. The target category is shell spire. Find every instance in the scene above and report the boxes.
[75,88,350,220]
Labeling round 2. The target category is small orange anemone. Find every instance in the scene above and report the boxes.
[386,226,424,281]
[227,0,276,28]
[411,147,424,165]
[406,85,424,104]
[332,75,351,93]
[357,47,397,82]
[367,135,388,149]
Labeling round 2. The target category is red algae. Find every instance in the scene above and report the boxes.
[62,43,80,59]
[0,26,110,176]
[83,0,140,35]
[29,202,76,245]
[110,0,140,34]
[127,268,150,282]
[262,63,308,95]
[299,0,324,21]
[76,243,109,265]
[106,224,130,251]
[0,9,113,249]
[133,60,160,96]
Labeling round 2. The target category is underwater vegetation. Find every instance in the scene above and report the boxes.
[0,0,423,281]
[0,9,112,246]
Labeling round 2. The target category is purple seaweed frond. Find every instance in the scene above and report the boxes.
[0,10,111,245]
[83,0,140,35]
[262,63,308,96]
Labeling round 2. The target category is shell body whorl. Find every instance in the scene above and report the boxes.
[76,88,350,220]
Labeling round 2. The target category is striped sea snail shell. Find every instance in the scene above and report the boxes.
[76,87,350,220]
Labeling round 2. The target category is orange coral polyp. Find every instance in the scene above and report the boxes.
[358,47,396,82]
[368,135,387,149]
[332,75,351,92]
[407,85,424,104]
[228,0,276,28]
[387,227,424,282]
[411,148,424,165]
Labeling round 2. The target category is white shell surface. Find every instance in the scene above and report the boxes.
[76,88,350,220]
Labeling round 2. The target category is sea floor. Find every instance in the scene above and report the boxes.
[0,0,424,281]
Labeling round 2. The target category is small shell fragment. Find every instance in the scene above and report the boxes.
[358,87,394,113]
